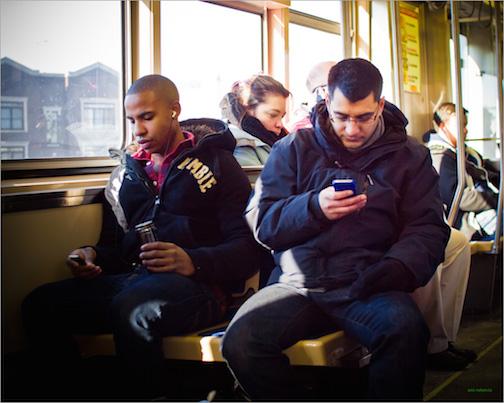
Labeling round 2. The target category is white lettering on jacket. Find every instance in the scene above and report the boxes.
[177,157,217,193]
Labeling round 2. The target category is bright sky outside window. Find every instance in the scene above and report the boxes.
[290,1,342,22]
[288,23,343,130]
[161,1,262,120]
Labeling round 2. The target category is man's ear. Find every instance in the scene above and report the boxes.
[324,93,331,110]
[378,96,385,112]
[172,101,181,119]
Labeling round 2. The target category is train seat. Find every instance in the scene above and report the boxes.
[74,272,369,369]
[75,324,369,368]
[469,240,494,254]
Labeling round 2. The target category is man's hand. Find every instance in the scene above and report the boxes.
[318,186,367,220]
[66,247,102,280]
[140,242,196,276]
[349,258,416,299]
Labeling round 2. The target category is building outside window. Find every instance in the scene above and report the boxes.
[0,0,123,160]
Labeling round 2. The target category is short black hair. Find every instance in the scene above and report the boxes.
[127,74,179,102]
[327,58,383,102]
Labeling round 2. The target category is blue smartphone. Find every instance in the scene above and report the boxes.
[332,178,357,194]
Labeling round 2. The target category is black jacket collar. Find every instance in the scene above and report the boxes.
[240,115,288,147]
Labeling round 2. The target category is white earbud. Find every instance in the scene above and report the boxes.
[172,111,176,118]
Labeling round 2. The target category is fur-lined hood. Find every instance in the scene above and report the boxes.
[180,118,236,151]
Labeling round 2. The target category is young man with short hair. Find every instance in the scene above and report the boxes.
[222,59,450,400]
[22,75,260,399]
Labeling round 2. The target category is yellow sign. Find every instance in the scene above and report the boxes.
[399,3,421,93]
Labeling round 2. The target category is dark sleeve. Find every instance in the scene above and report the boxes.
[246,141,330,251]
[435,151,495,213]
[386,150,451,287]
[184,154,262,291]
[91,197,130,274]
[483,158,500,190]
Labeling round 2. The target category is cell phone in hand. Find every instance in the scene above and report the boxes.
[332,178,357,194]
[69,254,86,265]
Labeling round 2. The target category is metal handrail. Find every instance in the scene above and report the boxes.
[447,0,467,227]
[492,1,503,254]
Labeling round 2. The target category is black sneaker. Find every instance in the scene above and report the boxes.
[427,348,471,371]
[448,342,477,362]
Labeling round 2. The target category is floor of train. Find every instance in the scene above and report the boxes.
[3,307,502,402]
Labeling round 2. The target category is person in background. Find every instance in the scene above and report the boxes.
[22,75,260,399]
[289,60,336,133]
[222,58,450,400]
[429,102,499,240]
[411,228,476,370]
[220,74,290,166]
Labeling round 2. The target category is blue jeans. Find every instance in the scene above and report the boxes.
[22,266,223,395]
[222,283,429,400]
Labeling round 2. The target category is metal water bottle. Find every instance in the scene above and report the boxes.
[135,220,158,244]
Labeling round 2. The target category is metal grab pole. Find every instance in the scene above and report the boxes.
[492,1,503,253]
[447,0,467,227]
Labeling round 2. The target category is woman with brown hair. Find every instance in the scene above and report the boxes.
[220,75,290,166]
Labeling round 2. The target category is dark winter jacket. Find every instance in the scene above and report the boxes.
[247,101,450,291]
[428,133,498,238]
[94,118,260,294]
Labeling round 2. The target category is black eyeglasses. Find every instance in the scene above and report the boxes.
[329,104,380,126]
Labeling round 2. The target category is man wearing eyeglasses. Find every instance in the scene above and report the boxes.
[289,62,477,372]
[222,58,450,400]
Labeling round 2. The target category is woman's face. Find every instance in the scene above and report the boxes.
[250,93,287,135]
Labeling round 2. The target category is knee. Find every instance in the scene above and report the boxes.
[377,295,430,347]
[109,293,160,341]
[222,319,247,364]
[22,283,55,325]
[222,316,260,367]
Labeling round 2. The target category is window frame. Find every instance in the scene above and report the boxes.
[289,9,342,35]
[1,1,130,179]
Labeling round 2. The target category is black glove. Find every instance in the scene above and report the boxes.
[349,258,416,299]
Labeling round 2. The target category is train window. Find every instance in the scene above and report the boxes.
[290,0,342,22]
[370,1,394,102]
[288,23,343,123]
[451,34,500,160]
[0,1,124,161]
[160,1,263,120]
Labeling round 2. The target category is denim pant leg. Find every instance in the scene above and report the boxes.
[109,270,223,392]
[22,272,134,363]
[222,283,337,400]
[313,290,430,400]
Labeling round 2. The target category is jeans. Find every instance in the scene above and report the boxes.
[22,266,223,396]
[222,283,429,400]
